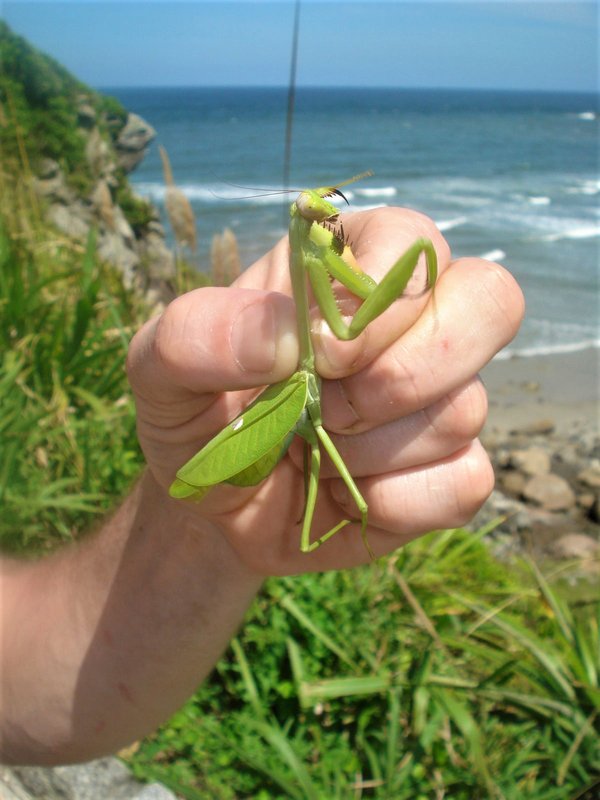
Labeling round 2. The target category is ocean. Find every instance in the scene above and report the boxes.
[106,86,599,357]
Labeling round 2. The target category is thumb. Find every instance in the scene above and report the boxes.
[127,288,299,403]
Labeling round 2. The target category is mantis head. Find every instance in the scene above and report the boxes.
[294,172,374,223]
[295,187,344,223]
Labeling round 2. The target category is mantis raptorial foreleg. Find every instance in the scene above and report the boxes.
[303,237,438,341]
[169,175,437,555]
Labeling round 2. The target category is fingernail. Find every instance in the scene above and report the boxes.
[231,300,298,375]
[314,317,364,375]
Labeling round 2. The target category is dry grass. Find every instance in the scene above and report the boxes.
[159,144,197,253]
[211,226,241,286]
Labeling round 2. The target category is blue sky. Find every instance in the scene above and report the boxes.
[3,1,598,92]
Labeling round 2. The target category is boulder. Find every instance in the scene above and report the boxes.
[522,473,576,512]
[46,202,91,241]
[0,758,176,800]
[85,128,114,180]
[547,533,600,560]
[578,464,600,489]
[516,418,556,435]
[499,470,527,496]
[116,113,156,173]
[509,446,551,476]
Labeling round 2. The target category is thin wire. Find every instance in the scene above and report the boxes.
[283,0,301,196]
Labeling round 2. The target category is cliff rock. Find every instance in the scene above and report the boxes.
[31,106,174,301]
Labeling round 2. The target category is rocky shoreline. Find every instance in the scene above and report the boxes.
[30,97,177,309]
[474,346,599,572]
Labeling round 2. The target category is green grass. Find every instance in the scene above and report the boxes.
[0,202,145,554]
[127,529,599,799]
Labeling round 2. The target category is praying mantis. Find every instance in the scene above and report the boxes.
[169,175,438,555]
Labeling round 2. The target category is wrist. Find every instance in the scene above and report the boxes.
[136,468,265,591]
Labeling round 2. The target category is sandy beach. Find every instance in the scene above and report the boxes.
[481,346,599,435]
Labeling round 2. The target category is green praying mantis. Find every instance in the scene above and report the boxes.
[169,174,438,555]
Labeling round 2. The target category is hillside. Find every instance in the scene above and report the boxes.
[0,23,166,556]
[0,20,174,301]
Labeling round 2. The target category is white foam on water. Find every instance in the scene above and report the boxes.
[436,216,468,232]
[495,338,600,360]
[440,194,493,209]
[565,179,600,196]
[355,186,397,198]
[529,196,551,205]
[541,224,600,242]
[479,249,506,262]
[133,181,167,201]
[577,111,597,121]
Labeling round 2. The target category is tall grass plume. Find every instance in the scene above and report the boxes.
[211,227,241,286]
[159,144,197,254]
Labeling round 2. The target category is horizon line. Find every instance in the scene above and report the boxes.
[98,84,599,96]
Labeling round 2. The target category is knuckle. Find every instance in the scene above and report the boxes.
[444,378,489,442]
[482,262,526,338]
[125,315,162,393]
[152,294,194,377]
[388,345,430,411]
[450,443,495,525]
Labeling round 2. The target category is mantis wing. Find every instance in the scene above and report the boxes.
[225,429,296,487]
[169,372,309,499]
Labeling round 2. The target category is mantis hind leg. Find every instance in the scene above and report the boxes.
[300,434,352,552]
[313,424,373,559]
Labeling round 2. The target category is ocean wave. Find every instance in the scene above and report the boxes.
[565,179,600,196]
[577,111,597,121]
[355,186,397,198]
[495,338,600,360]
[487,205,599,239]
[436,216,468,232]
[541,224,600,242]
[440,194,493,209]
[133,181,167,201]
[479,249,506,262]
[528,196,551,206]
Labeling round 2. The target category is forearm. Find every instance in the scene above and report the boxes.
[0,470,263,765]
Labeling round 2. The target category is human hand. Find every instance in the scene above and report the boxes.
[127,207,524,576]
